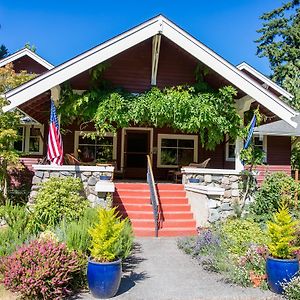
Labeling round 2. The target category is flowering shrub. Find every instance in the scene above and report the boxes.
[230,245,268,288]
[282,275,300,300]
[0,239,82,299]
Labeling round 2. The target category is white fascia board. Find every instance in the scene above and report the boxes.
[161,22,297,127]
[0,48,54,70]
[4,18,161,112]
[237,62,294,100]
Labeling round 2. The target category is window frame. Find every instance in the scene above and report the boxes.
[74,131,117,161]
[14,125,44,155]
[225,134,267,162]
[157,134,198,168]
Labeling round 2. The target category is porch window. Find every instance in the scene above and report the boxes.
[157,134,198,168]
[225,135,267,162]
[14,127,25,152]
[13,125,44,155]
[74,131,117,163]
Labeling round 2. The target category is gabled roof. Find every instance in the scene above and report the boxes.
[237,62,294,100]
[3,15,298,127]
[255,115,300,137]
[0,48,54,70]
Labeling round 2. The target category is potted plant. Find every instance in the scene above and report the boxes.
[266,203,300,294]
[87,207,133,298]
[188,175,200,184]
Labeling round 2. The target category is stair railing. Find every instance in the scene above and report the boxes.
[146,155,160,237]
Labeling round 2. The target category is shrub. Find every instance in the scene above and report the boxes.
[282,275,300,300]
[89,207,133,262]
[249,172,298,222]
[0,239,82,299]
[178,229,229,273]
[220,219,268,255]
[0,203,34,256]
[229,245,268,288]
[55,207,98,254]
[29,177,89,232]
[267,204,299,259]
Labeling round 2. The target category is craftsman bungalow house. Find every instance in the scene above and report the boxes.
[3,15,299,236]
[3,15,297,180]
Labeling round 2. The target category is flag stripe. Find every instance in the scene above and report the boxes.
[47,100,63,165]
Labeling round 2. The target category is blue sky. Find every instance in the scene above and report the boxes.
[0,0,282,76]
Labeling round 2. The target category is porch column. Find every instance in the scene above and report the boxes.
[50,85,61,123]
[235,137,244,172]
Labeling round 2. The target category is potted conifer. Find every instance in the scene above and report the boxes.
[87,207,133,299]
[266,204,300,294]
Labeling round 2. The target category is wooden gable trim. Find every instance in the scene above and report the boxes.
[236,62,293,100]
[4,15,298,127]
[0,48,54,70]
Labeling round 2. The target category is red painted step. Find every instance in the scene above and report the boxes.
[114,182,197,237]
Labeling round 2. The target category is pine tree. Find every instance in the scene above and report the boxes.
[256,1,300,109]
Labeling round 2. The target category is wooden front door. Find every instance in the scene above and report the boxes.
[124,130,151,179]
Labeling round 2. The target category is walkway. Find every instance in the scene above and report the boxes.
[79,238,281,300]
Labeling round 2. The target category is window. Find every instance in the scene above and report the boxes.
[74,131,117,163]
[157,134,198,168]
[13,125,44,155]
[225,135,267,161]
[14,127,25,152]
[225,137,236,161]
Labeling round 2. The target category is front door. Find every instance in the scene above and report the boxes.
[124,130,151,179]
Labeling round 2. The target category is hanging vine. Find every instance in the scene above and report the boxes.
[59,83,242,150]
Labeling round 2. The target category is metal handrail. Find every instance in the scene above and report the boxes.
[146,155,160,237]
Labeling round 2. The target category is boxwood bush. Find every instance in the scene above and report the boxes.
[29,177,89,232]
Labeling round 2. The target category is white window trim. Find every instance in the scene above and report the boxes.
[16,125,44,155]
[157,134,198,168]
[74,131,117,161]
[225,134,267,162]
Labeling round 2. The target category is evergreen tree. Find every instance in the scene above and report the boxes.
[256,1,300,109]
[0,44,8,59]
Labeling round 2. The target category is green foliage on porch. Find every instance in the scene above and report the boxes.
[59,84,242,150]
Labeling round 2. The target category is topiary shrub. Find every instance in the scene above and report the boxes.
[89,207,133,262]
[248,172,298,223]
[267,204,299,259]
[0,239,82,299]
[29,177,89,232]
[220,219,268,255]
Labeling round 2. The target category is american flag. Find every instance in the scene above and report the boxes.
[47,100,63,165]
[244,114,256,149]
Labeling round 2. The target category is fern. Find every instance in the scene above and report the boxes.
[267,204,300,259]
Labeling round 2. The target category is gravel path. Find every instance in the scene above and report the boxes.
[78,237,281,300]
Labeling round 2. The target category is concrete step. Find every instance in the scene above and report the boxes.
[158,227,197,237]
[161,220,196,228]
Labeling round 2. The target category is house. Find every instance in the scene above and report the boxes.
[2,16,299,235]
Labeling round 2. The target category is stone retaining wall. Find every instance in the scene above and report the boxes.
[29,165,114,208]
[182,168,242,223]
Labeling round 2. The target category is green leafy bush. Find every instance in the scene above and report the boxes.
[89,207,133,262]
[220,219,268,255]
[29,177,89,232]
[267,204,299,259]
[55,208,98,254]
[0,203,34,256]
[248,172,298,222]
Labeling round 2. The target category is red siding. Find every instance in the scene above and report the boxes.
[267,136,291,165]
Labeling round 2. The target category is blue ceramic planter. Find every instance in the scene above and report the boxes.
[87,258,122,299]
[266,256,299,294]
[188,178,200,183]
[99,175,111,181]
